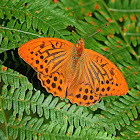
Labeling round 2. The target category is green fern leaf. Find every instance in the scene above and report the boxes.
[0,0,140,139]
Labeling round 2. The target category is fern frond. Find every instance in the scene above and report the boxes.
[1,65,140,139]
[7,114,117,140]
[90,88,140,138]
[0,129,7,140]
[1,65,118,139]
[121,119,140,140]
[0,66,106,131]
[0,0,84,54]
[0,0,140,139]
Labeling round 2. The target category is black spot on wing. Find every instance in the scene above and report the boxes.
[106,80,109,84]
[46,79,50,84]
[40,44,45,48]
[40,65,43,69]
[102,88,105,92]
[107,87,110,91]
[40,55,44,59]
[76,94,81,98]
[45,60,48,63]
[79,87,82,92]
[54,76,57,81]
[90,90,93,94]
[45,68,48,73]
[110,68,115,76]
[90,95,93,100]
[93,100,97,104]
[60,79,62,84]
[58,86,62,91]
[52,83,56,88]
[36,60,39,64]
[85,89,88,93]
[83,95,88,100]
[86,102,90,105]
[96,88,99,92]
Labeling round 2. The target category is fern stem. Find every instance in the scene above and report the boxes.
[0,26,42,38]
[0,98,9,140]
[109,8,140,12]
[101,0,139,62]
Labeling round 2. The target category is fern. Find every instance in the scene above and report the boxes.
[0,0,140,139]
[0,65,118,140]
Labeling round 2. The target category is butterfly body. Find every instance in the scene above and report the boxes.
[75,38,85,57]
[19,37,128,106]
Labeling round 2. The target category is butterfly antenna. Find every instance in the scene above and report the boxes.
[72,11,77,27]
[72,11,83,39]
[85,24,108,40]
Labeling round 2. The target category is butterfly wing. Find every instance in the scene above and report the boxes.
[38,67,66,98]
[67,49,128,106]
[19,37,74,98]
[66,53,102,106]
[85,49,128,96]
[19,38,74,76]
[67,64,101,106]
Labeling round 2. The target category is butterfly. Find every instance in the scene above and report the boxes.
[18,37,128,106]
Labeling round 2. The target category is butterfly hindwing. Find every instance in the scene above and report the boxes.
[67,82,101,106]
[38,68,66,98]
[66,59,101,106]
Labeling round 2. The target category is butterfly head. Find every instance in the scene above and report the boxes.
[76,38,85,57]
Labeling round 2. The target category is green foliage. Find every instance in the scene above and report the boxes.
[0,0,140,139]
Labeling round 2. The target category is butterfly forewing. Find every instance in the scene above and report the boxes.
[19,38,74,76]
[86,49,128,96]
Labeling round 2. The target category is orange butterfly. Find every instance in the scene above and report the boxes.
[18,37,128,106]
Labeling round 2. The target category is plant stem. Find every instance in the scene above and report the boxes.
[0,97,9,140]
